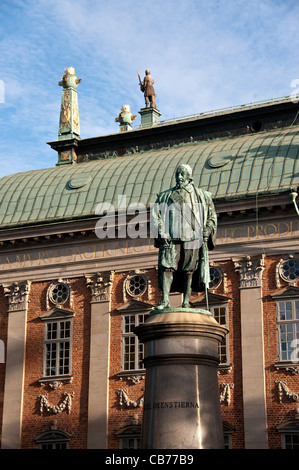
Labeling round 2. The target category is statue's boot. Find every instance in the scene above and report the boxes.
[182,273,192,308]
[157,271,173,309]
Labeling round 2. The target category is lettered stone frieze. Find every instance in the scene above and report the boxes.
[85,271,115,303]
[233,255,265,288]
[3,280,31,312]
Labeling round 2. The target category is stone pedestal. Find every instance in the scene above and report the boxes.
[139,107,161,127]
[135,308,228,449]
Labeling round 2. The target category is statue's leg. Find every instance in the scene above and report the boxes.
[157,270,173,309]
[182,272,193,308]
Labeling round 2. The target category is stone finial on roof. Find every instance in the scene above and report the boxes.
[57,67,81,166]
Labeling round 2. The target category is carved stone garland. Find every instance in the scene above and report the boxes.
[39,392,74,415]
[116,388,144,409]
[219,383,234,405]
[276,380,299,403]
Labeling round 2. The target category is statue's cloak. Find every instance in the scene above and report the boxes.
[152,186,217,293]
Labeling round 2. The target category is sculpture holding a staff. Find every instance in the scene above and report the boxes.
[151,164,217,310]
[138,69,157,109]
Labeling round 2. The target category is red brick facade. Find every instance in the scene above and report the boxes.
[1,253,299,448]
[20,279,91,449]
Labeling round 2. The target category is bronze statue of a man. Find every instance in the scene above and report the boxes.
[140,69,157,109]
[152,164,217,309]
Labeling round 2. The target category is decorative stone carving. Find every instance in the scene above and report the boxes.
[275,363,299,375]
[3,280,31,312]
[219,383,234,405]
[123,270,151,301]
[275,255,299,287]
[46,279,72,310]
[209,263,225,291]
[39,376,73,389]
[39,392,74,415]
[85,271,115,302]
[276,380,299,403]
[234,255,265,288]
[116,388,144,409]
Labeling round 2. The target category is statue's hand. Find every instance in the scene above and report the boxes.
[203,226,211,241]
[160,233,171,245]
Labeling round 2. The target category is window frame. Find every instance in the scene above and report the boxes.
[39,308,74,383]
[277,419,299,449]
[209,303,230,366]
[35,429,72,449]
[121,311,149,372]
[276,298,299,363]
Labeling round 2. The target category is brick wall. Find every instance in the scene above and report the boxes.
[3,252,298,449]
[21,278,91,449]
[263,256,299,449]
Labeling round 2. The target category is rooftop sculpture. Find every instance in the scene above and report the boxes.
[138,69,157,109]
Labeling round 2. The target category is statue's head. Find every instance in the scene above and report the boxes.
[145,69,151,75]
[176,164,193,188]
[65,67,75,76]
[121,104,131,113]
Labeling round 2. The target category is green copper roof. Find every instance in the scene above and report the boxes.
[0,125,298,229]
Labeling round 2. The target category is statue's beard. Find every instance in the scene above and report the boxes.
[176,180,189,189]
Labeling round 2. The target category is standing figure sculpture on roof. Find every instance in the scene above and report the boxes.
[152,164,217,310]
[138,69,157,109]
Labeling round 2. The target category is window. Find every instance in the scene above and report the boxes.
[283,433,299,449]
[209,266,223,289]
[279,258,299,283]
[277,419,299,448]
[124,272,148,299]
[210,305,229,364]
[223,422,235,449]
[122,313,149,371]
[277,300,299,362]
[115,423,141,449]
[35,429,72,449]
[47,280,70,308]
[126,274,147,297]
[40,308,74,380]
[120,437,141,449]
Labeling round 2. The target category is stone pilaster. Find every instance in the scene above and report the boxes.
[85,271,114,449]
[1,280,31,449]
[234,255,267,449]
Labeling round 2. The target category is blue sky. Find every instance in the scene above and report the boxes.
[0,0,298,178]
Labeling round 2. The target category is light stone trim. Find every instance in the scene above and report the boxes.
[85,271,114,302]
[3,280,31,312]
[1,280,31,449]
[234,255,265,288]
[86,271,114,449]
[234,256,268,449]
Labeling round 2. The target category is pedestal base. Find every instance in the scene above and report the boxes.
[135,309,228,449]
